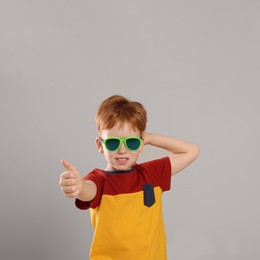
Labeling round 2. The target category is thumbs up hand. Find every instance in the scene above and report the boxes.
[59,160,84,198]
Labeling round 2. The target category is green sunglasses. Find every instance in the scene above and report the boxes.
[98,136,143,151]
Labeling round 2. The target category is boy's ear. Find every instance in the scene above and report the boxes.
[96,137,104,154]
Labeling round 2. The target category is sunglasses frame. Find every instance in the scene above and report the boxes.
[98,136,143,151]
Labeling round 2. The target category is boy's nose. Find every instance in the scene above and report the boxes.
[118,142,127,153]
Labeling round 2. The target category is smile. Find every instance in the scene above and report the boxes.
[116,158,129,161]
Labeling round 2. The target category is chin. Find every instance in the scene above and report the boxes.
[116,164,132,171]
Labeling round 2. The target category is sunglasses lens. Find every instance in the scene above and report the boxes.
[105,138,120,151]
[126,138,141,151]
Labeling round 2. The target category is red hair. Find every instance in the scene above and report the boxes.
[95,95,147,133]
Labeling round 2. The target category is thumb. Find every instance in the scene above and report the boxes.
[61,159,79,173]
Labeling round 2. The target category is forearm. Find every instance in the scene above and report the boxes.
[142,132,199,155]
[76,180,97,202]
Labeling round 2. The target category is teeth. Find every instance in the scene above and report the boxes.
[117,158,128,161]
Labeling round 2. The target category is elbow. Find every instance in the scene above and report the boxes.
[191,145,200,159]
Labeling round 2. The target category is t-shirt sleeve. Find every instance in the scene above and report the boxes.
[75,169,105,210]
[139,156,172,192]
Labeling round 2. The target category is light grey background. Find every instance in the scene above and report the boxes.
[1,1,259,259]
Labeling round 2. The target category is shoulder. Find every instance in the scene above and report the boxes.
[137,156,171,172]
[135,157,172,191]
[83,168,106,185]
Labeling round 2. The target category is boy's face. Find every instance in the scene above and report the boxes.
[96,122,144,171]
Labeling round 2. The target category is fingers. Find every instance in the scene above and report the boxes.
[61,187,81,198]
[60,159,83,198]
[59,172,78,188]
[60,170,77,180]
[61,184,79,194]
[65,190,80,198]
[60,176,77,186]
[61,159,79,174]
[59,177,81,198]
[59,165,82,198]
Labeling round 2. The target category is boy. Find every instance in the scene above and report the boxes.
[59,95,200,260]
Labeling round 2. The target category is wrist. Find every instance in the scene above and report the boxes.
[142,132,154,146]
[77,180,87,201]
[77,180,96,202]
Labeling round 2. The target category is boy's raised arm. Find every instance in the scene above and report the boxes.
[59,160,97,202]
[142,132,200,176]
